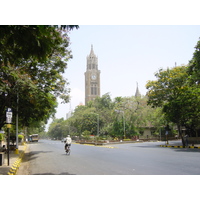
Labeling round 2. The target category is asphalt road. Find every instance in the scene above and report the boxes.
[18,139,200,175]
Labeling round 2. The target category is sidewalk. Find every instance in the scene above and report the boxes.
[0,144,27,175]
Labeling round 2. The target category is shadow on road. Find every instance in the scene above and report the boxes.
[173,148,200,153]
[21,150,53,164]
[129,144,200,153]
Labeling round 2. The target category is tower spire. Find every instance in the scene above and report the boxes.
[90,44,94,56]
[135,82,141,97]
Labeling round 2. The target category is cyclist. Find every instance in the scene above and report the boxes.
[65,135,72,151]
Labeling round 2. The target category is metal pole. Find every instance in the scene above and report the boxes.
[123,111,125,139]
[7,125,10,166]
[15,91,19,154]
[160,129,161,141]
[97,114,99,137]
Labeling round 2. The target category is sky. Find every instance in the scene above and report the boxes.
[54,25,200,120]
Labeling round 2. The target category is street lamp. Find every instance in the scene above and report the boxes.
[15,91,19,154]
[115,110,126,139]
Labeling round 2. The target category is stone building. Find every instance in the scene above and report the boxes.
[84,45,101,104]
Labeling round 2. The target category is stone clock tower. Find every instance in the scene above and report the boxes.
[85,45,101,104]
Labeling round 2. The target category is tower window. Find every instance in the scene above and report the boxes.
[91,87,94,95]
[91,85,97,95]
[94,86,97,95]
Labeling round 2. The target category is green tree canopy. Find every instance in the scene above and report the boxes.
[47,93,165,140]
[0,25,78,129]
[146,65,200,146]
[188,38,200,83]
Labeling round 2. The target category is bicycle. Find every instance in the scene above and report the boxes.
[65,145,71,155]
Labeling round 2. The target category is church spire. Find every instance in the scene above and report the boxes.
[89,44,95,56]
[87,45,98,70]
[135,82,141,97]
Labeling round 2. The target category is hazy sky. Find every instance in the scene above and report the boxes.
[54,25,200,120]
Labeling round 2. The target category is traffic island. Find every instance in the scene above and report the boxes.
[76,140,144,146]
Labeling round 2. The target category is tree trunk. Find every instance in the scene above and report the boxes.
[177,124,185,147]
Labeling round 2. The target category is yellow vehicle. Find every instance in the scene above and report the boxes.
[29,134,39,142]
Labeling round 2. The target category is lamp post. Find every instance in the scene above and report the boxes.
[91,113,99,136]
[13,81,20,154]
[115,110,125,139]
[95,114,99,137]
[15,91,19,154]
[165,125,169,145]
[97,114,99,137]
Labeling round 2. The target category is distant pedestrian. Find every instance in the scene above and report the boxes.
[2,145,7,153]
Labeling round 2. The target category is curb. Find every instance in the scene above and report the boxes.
[160,145,200,149]
[96,145,116,149]
[7,144,27,175]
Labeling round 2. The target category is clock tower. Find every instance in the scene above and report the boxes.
[85,45,101,104]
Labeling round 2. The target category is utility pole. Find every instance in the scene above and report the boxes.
[97,114,99,137]
[15,91,19,154]
[6,108,12,166]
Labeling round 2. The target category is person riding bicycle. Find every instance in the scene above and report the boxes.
[65,135,72,151]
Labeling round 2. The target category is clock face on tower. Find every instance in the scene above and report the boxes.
[91,74,96,80]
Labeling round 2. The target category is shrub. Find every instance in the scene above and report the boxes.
[0,133,4,141]
[18,134,24,142]
[82,130,91,140]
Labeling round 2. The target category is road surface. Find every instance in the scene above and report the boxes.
[17,139,200,175]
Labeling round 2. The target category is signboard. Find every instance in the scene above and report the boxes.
[6,108,12,124]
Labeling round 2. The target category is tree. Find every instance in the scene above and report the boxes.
[146,65,200,146]
[26,121,47,138]
[70,106,102,136]
[0,25,79,129]
[188,38,200,83]
[0,25,78,65]
[48,93,165,141]
[113,96,164,139]
[48,118,64,139]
